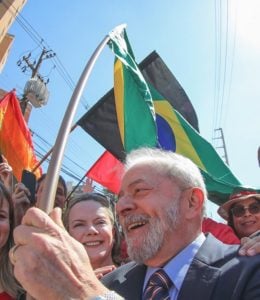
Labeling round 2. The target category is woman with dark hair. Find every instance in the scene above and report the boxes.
[36,174,67,209]
[218,190,260,238]
[0,182,23,299]
[63,192,121,278]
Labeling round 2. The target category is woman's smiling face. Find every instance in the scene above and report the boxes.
[68,200,114,270]
[232,197,260,238]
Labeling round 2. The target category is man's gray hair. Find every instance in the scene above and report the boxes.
[125,147,207,214]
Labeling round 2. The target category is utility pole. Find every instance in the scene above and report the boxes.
[17,48,55,122]
[213,128,229,165]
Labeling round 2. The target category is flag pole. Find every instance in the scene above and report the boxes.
[37,34,110,213]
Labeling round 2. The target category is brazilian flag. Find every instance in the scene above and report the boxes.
[108,24,157,152]
[150,85,244,204]
[78,26,258,204]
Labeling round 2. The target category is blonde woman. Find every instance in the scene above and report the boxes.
[64,192,121,278]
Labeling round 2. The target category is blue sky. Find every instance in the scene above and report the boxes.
[1,1,259,218]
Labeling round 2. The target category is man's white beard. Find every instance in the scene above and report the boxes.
[124,202,181,264]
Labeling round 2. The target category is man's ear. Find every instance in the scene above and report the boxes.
[185,187,204,219]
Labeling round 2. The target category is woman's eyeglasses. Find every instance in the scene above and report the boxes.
[231,202,260,218]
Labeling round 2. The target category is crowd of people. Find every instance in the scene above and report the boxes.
[0,148,260,299]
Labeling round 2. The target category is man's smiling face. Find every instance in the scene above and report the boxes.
[117,163,184,266]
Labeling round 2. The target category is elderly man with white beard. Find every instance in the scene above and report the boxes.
[8,148,260,300]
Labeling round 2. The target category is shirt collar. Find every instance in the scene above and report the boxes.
[144,233,205,292]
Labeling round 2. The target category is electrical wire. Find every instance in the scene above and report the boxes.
[2,0,97,182]
[212,0,236,145]
[213,0,223,144]
[32,129,86,173]
[3,0,90,109]
[223,0,237,127]
[34,147,82,182]
[218,0,229,129]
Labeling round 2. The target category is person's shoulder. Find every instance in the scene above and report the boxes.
[201,233,260,268]
[192,234,260,299]
[101,261,142,283]
[203,232,240,252]
[101,262,147,299]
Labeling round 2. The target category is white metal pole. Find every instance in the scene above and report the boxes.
[37,34,110,213]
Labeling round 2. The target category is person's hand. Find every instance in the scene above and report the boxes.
[83,177,94,193]
[0,156,13,189]
[239,234,260,256]
[94,265,116,279]
[9,207,109,300]
[12,183,31,226]
[12,183,31,207]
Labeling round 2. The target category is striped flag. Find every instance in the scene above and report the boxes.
[0,91,41,180]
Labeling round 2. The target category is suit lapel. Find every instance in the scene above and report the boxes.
[125,264,146,299]
[111,263,147,299]
[177,234,226,300]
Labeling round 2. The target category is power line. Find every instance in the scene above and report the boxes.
[213,0,237,148]
[218,0,229,128]
[223,0,238,126]
[2,0,94,179]
[213,0,222,142]
[31,129,86,173]
[34,147,82,182]
[4,0,90,109]
[2,0,43,46]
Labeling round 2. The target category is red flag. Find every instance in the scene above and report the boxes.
[0,91,42,181]
[86,150,123,194]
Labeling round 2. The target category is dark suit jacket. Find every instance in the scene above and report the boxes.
[102,234,260,299]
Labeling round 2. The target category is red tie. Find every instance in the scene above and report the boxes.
[143,269,173,300]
